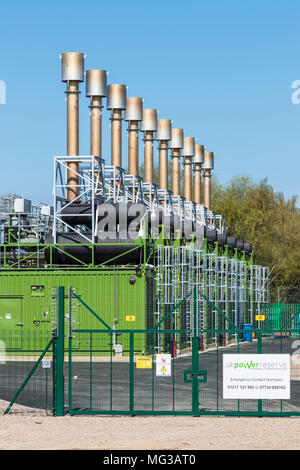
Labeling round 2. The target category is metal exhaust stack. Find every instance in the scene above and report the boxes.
[169,129,184,196]
[194,144,204,205]
[125,97,143,175]
[182,137,195,202]
[107,84,127,167]
[156,119,172,190]
[203,151,214,210]
[141,109,157,183]
[86,69,107,158]
[61,52,84,202]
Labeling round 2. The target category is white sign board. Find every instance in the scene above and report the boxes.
[42,359,51,369]
[156,354,171,377]
[223,354,290,399]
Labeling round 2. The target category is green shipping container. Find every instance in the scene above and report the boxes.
[0,269,156,354]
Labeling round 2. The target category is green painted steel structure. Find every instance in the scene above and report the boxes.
[261,303,300,337]
[0,269,155,353]
[3,287,300,417]
[67,288,300,417]
[68,328,300,416]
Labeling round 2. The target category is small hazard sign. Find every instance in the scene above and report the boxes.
[136,356,152,369]
[126,315,136,322]
[255,315,265,321]
[156,354,171,377]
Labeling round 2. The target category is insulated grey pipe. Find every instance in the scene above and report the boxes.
[111,109,122,167]
[203,169,211,210]
[128,120,139,175]
[90,96,102,157]
[159,141,169,190]
[107,84,127,167]
[203,151,214,210]
[172,149,181,196]
[194,144,204,205]
[144,131,154,182]
[169,128,184,196]
[86,69,107,158]
[184,157,192,201]
[156,119,172,190]
[182,137,195,202]
[141,109,157,183]
[61,52,84,202]
[125,97,143,176]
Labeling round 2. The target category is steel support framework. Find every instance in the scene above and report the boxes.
[154,245,270,354]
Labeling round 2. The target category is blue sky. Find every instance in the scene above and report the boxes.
[0,0,299,206]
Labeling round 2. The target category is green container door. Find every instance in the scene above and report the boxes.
[0,297,23,348]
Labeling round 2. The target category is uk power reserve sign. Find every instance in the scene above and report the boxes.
[223,354,290,399]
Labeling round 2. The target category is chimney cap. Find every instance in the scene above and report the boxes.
[203,151,214,170]
[141,108,158,131]
[124,97,143,121]
[107,84,127,110]
[182,137,195,157]
[86,69,107,97]
[194,144,205,164]
[61,52,85,82]
[169,128,184,149]
[156,119,172,141]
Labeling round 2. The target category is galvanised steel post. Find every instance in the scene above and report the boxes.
[129,332,134,415]
[192,285,199,415]
[257,329,262,415]
[68,287,73,414]
[53,286,65,416]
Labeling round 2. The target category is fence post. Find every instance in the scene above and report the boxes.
[53,286,65,416]
[129,332,134,415]
[257,330,262,416]
[192,285,199,415]
[68,286,73,414]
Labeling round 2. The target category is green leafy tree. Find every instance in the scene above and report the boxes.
[137,159,300,287]
[212,176,300,287]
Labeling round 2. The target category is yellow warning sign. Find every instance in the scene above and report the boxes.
[136,356,152,369]
[126,316,136,322]
[256,315,265,321]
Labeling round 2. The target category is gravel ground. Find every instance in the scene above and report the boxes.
[0,411,300,450]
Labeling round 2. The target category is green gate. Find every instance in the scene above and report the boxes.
[68,329,300,417]
[69,329,199,415]
[68,287,202,415]
[3,287,300,416]
[67,287,300,416]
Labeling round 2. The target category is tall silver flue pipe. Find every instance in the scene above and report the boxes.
[61,52,84,202]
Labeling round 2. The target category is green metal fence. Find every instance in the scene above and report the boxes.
[67,287,300,417]
[67,327,300,416]
[0,331,54,414]
[2,286,300,417]
[261,302,300,336]
[1,286,65,416]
